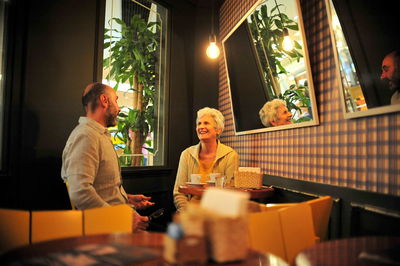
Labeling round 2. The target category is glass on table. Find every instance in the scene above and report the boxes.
[215,176,225,188]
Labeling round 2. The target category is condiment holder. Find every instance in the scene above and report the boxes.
[163,189,250,264]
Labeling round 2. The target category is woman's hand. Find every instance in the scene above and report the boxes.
[127,194,155,210]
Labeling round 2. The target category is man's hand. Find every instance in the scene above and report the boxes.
[127,194,155,210]
[133,211,149,232]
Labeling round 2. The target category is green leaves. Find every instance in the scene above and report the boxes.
[103,14,160,159]
[248,2,303,98]
[275,85,311,123]
[104,15,160,87]
[286,23,299,31]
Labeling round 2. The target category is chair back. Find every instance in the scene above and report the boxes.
[247,210,286,261]
[31,209,83,243]
[306,196,333,241]
[278,203,316,265]
[262,196,333,241]
[83,204,133,235]
[264,203,296,211]
[0,209,30,253]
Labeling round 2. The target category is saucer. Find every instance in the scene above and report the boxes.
[206,181,216,186]
[185,182,206,187]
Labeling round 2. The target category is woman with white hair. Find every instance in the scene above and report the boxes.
[173,107,239,212]
[259,99,293,127]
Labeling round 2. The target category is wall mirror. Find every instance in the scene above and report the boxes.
[222,0,319,135]
[325,0,400,119]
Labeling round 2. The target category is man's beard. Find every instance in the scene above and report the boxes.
[105,105,118,127]
[389,71,400,92]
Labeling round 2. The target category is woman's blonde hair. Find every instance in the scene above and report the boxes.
[259,99,287,127]
[196,107,225,135]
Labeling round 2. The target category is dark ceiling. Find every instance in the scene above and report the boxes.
[183,0,224,8]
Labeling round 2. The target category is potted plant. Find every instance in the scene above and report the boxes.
[103,15,160,166]
[277,84,313,122]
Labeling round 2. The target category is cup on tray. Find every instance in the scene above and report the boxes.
[190,174,202,184]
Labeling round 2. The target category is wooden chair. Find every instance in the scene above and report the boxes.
[83,204,133,235]
[278,203,316,265]
[306,196,333,241]
[31,209,83,243]
[247,210,286,261]
[247,202,317,264]
[262,195,333,241]
[0,209,30,253]
[263,203,296,211]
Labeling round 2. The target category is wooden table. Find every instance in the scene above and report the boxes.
[178,185,274,199]
[0,232,288,265]
[295,236,400,265]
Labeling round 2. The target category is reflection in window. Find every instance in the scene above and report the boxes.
[327,0,366,112]
[0,1,8,170]
[103,0,168,167]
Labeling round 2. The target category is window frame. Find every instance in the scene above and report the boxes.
[97,0,170,170]
[0,0,26,176]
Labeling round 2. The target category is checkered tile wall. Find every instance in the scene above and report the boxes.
[219,0,400,196]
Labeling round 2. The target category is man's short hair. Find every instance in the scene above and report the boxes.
[82,82,107,113]
[390,50,400,70]
[259,99,287,127]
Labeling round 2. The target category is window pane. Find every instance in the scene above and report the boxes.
[103,0,167,167]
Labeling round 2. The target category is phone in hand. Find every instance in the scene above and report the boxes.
[148,208,164,221]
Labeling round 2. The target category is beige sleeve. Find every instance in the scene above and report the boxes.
[173,151,190,212]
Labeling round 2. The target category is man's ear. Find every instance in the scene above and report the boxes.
[270,120,278,126]
[99,94,109,107]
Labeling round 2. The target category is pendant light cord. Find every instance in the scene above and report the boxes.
[211,0,215,38]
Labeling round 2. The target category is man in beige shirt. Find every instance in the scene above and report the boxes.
[61,82,153,231]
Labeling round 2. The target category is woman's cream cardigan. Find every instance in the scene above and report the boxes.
[173,141,239,212]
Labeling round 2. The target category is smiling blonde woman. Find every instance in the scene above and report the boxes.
[259,99,293,127]
[173,107,239,212]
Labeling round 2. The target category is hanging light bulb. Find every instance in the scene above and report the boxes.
[207,34,220,59]
[206,42,220,59]
[282,28,293,51]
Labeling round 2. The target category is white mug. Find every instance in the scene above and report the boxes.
[190,174,202,184]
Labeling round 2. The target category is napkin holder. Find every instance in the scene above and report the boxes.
[163,235,208,265]
[165,195,249,264]
[234,170,263,189]
[163,205,208,265]
[206,213,249,263]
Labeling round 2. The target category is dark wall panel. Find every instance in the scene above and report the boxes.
[0,0,27,209]
[2,0,114,210]
[191,1,219,137]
